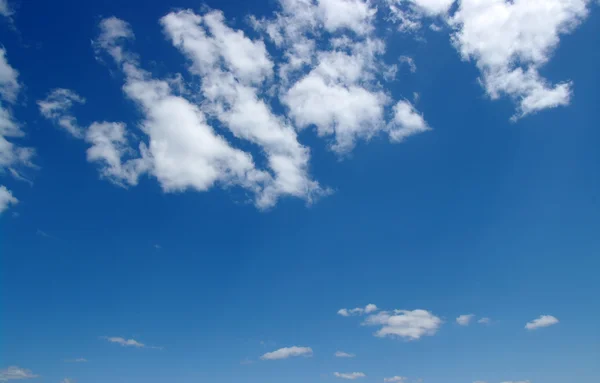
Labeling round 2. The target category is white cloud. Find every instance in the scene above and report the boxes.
[102,336,154,348]
[0,184,17,214]
[85,121,149,186]
[0,0,13,18]
[0,48,34,206]
[316,0,377,35]
[456,314,475,326]
[38,89,149,187]
[384,377,407,382]
[0,48,19,103]
[282,38,394,153]
[261,346,313,360]
[363,309,442,340]
[525,315,559,330]
[500,381,530,383]
[399,55,416,73]
[477,317,491,325]
[37,89,86,138]
[338,304,378,317]
[60,379,74,383]
[161,9,326,208]
[408,0,455,15]
[335,351,356,358]
[44,18,281,208]
[284,71,388,153]
[0,367,38,381]
[255,0,425,154]
[385,0,453,33]
[388,100,430,143]
[334,372,366,380]
[449,0,590,119]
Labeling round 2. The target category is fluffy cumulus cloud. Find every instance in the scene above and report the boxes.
[525,315,559,330]
[36,0,429,210]
[456,314,475,326]
[261,346,313,360]
[388,100,430,142]
[38,88,149,187]
[160,10,326,207]
[37,0,593,209]
[362,309,442,340]
[449,0,591,119]
[260,3,421,154]
[335,351,356,358]
[334,372,366,380]
[0,48,34,215]
[0,366,38,381]
[386,0,592,118]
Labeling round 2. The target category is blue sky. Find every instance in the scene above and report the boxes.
[1,0,599,383]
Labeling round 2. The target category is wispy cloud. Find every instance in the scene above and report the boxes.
[36,229,57,239]
[399,56,416,73]
[478,317,491,325]
[101,336,162,349]
[334,372,366,380]
[261,346,313,360]
[64,358,87,363]
[0,366,38,381]
[337,304,378,317]
[525,315,559,330]
[334,351,355,358]
[384,377,406,382]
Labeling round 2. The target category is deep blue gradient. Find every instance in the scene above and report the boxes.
[1,1,599,383]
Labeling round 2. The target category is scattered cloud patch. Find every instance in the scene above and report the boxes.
[478,317,491,325]
[0,0,14,19]
[38,89,149,187]
[64,359,87,363]
[0,367,38,381]
[362,309,442,340]
[0,185,17,214]
[261,346,313,360]
[449,0,590,119]
[1,48,34,205]
[338,304,378,317]
[335,351,356,358]
[101,336,161,349]
[388,100,430,142]
[384,377,407,382]
[456,314,475,326]
[399,55,416,73]
[525,315,559,330]
[37,89,86,138]
[334,372,366,380]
